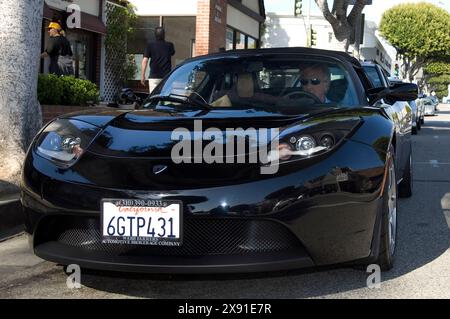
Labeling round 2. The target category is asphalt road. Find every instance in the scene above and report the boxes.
[1,104,449,299]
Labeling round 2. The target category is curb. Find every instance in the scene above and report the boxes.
[0,195,24,241]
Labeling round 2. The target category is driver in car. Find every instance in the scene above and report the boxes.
[299,63,331,103]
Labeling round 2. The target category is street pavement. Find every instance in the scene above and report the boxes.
[1,104,449,299]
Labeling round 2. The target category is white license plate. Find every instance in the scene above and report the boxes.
[101,199,182,246]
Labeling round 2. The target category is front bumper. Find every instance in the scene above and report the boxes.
[22,140,386,274]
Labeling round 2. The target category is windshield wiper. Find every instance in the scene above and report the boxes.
[147,93,212,110]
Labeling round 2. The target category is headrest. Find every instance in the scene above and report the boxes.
[327,79,348,102]
[237,73,254,98]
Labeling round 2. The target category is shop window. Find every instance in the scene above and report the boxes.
[128,16,195,80]
[128,17,160,55]
[227,27,258,50]
[236,31,246,50]
[66,30,95,81]
[163,16,196,65]
[247,37,257,49]
[226,28,234,50]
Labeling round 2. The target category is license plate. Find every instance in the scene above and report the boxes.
[101,199,182,246]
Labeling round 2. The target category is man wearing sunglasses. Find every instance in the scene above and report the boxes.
[299,64,331,103]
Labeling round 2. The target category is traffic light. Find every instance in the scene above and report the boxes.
[294,0,303,17]
[394,63,400,77]
[310,27,317,47]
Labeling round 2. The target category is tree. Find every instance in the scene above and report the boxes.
[315,0,367,53]
[380,3,450,82]
[0,0,44,186]
[424,62,450,99]
[424,61,450,75]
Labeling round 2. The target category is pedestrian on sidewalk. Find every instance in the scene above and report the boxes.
[140,27,175,94]
[41,22,74,76]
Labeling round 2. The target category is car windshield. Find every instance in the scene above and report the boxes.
[145,56,360,115]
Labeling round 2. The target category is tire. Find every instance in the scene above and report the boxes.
[398,149,413,198]
[375,145,397,271]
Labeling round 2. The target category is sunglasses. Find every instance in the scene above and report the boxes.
[300,78,327,86]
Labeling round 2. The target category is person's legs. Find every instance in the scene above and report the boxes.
[148,78,162,94]
[49,60,61,76]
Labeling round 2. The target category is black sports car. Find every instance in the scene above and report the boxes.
[21,48,417,274]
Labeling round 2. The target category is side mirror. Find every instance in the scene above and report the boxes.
[368,83,418,105]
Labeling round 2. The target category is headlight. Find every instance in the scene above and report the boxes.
[35,119,100,168]
[267,117,361,164]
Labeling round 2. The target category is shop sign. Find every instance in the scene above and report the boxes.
[45,0,100,16]
[45,0,74,11]
[214,1,223,24]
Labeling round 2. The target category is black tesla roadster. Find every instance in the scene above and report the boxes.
[21,48,417,273]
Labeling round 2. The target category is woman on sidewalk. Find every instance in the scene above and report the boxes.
[40,22,74,76]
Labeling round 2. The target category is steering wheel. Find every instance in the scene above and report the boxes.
[282,89,322,104]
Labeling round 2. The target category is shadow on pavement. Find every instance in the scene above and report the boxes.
[0,181,23,241]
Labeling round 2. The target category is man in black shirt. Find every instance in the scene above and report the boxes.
[140,27,175,94]
[41,22,74,76]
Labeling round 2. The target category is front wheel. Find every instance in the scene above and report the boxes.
[398,151,413,198]
[375,146,398,271]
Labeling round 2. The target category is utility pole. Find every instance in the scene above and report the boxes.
[354,14,362,59]
[351,0,372,59]
[307,0,312,47]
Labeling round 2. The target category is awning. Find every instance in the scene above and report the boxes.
[43,3,107,35]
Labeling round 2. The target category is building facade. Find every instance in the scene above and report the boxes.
[359,21,395,75]
[41,0,107,86]
[263,13,397,75]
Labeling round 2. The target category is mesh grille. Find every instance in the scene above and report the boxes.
[56,218,301,256]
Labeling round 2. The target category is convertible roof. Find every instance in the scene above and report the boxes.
[187,47,362,68]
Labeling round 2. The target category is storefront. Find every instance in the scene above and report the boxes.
[127,0,265,90]
[41,0,107,85]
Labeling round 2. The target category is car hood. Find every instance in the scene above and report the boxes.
[76,108,308,158]
[59,107,373,188]
[66,107,366,158]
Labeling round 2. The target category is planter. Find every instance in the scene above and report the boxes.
[41,104,105,126]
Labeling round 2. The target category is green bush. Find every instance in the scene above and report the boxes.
[37,74,64,105]
[38,74,100,106]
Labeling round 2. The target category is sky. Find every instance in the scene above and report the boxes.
[264,0,450,25]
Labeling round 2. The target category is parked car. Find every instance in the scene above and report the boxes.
[362,63,416,135]
[409,100,420,134]
[423,97,436,116]
[22,48,417,274]
[430,95,439,110]
[415,96,425,125]
[386,77,421,134]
